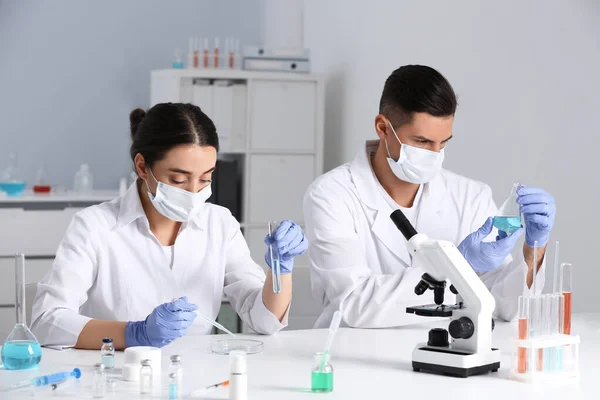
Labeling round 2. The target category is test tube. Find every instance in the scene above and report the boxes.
[203,38,209,68]
[559,263,573,335]
[228,38,235,69]
[542,294,552,371]
[531,240,538,296]
[552,241,560,293]
[268,221,282,294]
[193,37,199,68]
[552,294,563,371]
[214,37,220,68]
[517,296,529,373]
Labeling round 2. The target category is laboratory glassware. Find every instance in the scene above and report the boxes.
[268,220,282,294]
[101,337,115,369]
[493,182,522,234]
[1,254,42,370]
[311,352,334,392]
[93,363,106,398]
[140,359,153,394]
[168,355,183,399]
[210,339,263,355]
[560,263,573,335]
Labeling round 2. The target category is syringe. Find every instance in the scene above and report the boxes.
[3,368,81,391]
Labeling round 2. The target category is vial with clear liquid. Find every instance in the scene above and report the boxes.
[101,337,115,369]
[493,182,522,234]
[1,254,42,370]
[311,352,334,393]
[140,359,153,394]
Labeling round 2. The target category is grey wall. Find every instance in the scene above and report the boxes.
[305,0,600,312]
[0,0,261,189]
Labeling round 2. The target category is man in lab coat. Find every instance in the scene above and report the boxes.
[303,65,556,329]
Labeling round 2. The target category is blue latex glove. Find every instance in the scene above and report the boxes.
[458,217,524,273]
[264,220,308,274]
[516,186,556,247]
[125,296,198,348]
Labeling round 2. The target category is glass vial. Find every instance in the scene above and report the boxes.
[168,355,183,399]
[168,373,178,400]
[140,359,153,395]
[101,337,115,369]
[93,363,106,398]
[311,352,334,393]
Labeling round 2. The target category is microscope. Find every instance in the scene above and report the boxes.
[390,210,501,378]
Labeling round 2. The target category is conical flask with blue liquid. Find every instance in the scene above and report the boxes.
[1,254,42,370]
[493,183,522,234]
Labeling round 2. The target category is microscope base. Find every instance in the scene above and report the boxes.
[412,344,501,378]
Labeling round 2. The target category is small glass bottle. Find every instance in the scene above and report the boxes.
[169,355,183,398]
[100,337,115,369]
[140,359,153,395]
[311,352,334,393]
[93,363,106,398]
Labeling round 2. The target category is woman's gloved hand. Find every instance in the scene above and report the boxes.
[516,186,556,247]
[125,296,198,348]
[458,217,524,273]
[264,220,308,274]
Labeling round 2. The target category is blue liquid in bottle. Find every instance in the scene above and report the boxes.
[493,216,522,234]
[1,340,42,370]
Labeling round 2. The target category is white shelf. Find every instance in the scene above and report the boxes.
[152,68,322,82]
[0,190,119,204]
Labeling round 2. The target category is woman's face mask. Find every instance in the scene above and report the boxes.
[385,120,445,184]
[145,168,211,222]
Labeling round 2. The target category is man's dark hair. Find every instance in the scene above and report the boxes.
[379,65,457,126]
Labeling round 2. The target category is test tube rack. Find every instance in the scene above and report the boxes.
[511,334,580,383]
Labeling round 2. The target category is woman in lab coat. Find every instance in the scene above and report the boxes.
[31,103,307,349]
[304,65,556,329]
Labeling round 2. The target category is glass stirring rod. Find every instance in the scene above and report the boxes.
[268,221,282,294]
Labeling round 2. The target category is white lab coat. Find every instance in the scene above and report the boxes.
[304,141,544,329]
[31,182,287,348]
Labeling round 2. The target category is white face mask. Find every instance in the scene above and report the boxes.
[385,121,445,184]
[145,168,212,222]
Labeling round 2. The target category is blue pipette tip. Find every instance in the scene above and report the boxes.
[73,368,82,379]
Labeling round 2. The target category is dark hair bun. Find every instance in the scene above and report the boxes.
[129,108,146,139]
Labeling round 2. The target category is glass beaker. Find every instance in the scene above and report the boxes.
[1,254,42,370]
[493,182,522,234]
[268,220,282,294]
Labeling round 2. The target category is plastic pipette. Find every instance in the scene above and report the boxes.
[172,298,236,337]
[3,368,81,392]
[320,311,342,371]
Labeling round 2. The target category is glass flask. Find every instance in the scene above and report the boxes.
[1,254,42,370]
[493,182,522,234]
[311,352,334,393]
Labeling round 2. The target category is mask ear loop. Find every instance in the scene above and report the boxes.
[144,166,160,196]
[385,119,402,161]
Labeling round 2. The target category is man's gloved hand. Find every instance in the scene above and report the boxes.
[264,220,308,274]
[125,296,198,348]
[516,186,556,247]
[458,217,524,273]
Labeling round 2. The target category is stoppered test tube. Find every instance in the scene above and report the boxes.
[517,296,529,373]
[268,221,282,294]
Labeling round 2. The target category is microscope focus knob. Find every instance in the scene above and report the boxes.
[449,317,475,339]
[427,328,449,347]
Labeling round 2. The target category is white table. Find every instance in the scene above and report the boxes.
[1,314,598,399]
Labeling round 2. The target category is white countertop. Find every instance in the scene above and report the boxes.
[1,313,598,399]
[0,190,119,203]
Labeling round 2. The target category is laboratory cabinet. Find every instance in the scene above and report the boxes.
[151,69,325,330]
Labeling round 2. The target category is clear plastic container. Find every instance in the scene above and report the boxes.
[493,182,522,234]
[511,334,579,383]
[210,339,263,355]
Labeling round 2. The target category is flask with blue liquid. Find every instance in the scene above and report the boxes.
[1,254,42,370]
[493,182,522,234]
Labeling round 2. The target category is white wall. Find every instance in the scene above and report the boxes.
[305,0,600,312]
[0,0,261,189]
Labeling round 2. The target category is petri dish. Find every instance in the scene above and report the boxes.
[210,339,264,355]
